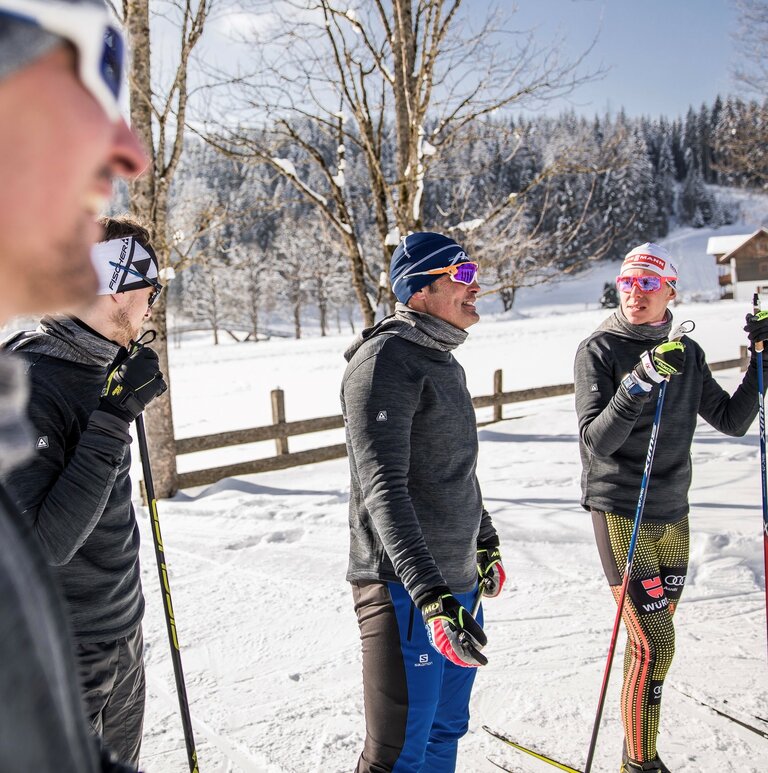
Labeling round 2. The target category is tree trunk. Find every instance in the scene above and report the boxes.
[140,291,179,497]
[293,298,301,339]
[250,301,259,342]
[392,0,417,231]
[317,275,327,336]
[343,231,375,326]
[125,0,178,497]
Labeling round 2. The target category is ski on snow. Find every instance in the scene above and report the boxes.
[485,690,768,773]
[487,754,524,772]
[483,726,584,772]
[673,687,768,740]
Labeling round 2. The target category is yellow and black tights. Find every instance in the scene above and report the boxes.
[591,510,689,763]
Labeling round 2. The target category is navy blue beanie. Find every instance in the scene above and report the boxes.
[390,232,471,303]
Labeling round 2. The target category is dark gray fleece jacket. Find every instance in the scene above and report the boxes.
[575,309,763,522]
[3,316,143,643]
[341,307,497,605]
[0,352,134,773]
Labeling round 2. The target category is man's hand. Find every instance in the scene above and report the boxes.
[477,542,506,598]
[421,590,487,667]
[745,311,768,346]
[99,344,167,423]
[639,340,685,381]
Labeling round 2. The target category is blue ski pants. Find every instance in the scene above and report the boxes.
[352,580,481,773]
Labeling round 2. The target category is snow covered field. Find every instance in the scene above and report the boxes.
[137,229,768,772]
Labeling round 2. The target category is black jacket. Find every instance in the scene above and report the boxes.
[575,311,762,521]
[3,317,143,642]
[0,352,135,772]
[341,311,497,605]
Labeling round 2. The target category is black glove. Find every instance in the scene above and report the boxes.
[477,540,506,598]
[420,588,487,667]
[744,311,768,346]
[99,344,167,422]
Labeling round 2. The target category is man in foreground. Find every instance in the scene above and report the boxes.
[342,232,506,772]
[0,0,148,769]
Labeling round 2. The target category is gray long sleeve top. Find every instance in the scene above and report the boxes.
[342,322,496,605]
[0,352,134,773]
[575,313,762,521]
[3,318,143,642]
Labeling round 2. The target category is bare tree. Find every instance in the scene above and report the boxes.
[206,0,599,325]
[122,0,211,496]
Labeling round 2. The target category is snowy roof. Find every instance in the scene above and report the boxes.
[707,228,768,260]
[706,233,752,256]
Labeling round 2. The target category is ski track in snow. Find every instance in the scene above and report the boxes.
[136,223,768,772]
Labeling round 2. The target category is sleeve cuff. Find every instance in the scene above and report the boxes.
[88,410,132,443]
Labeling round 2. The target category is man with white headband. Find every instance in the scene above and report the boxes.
[0,1,149,770]
[574,242,768,772]
[4,216,167,768]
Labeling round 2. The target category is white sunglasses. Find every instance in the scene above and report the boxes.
[0,0,124,121]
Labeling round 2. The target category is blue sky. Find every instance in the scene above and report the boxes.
[499,0,737,118]
[198,0,740,122]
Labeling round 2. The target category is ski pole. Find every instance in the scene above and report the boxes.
[752,292,768,661]
[583,320,693,772]
[471,576,490,617]
[457,578,490,655]
[136,413,199,773]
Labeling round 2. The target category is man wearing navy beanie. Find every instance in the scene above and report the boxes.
[342,232,506,772]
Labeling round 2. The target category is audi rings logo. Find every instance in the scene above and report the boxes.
[663,574,686,588]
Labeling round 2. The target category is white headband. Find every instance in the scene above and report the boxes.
[91,237,159,295]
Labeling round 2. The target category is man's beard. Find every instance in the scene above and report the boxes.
[110,306,140,348]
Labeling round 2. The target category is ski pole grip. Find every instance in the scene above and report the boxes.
[754,294,764,353]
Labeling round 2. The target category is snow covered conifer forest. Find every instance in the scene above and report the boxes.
[153,95,768,339]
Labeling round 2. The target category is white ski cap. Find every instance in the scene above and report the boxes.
[91,236,160,295]
[621,242,678,292]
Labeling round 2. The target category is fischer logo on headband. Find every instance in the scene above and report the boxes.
[108,239,130,291]
[91,237,160,296]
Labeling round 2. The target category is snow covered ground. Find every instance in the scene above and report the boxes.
[136,224,768,772]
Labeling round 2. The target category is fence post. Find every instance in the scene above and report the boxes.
[741,345,750,371]
[493,369,503,422]
[271,388,289,455]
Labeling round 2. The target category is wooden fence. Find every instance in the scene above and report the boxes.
[174,347,750,490]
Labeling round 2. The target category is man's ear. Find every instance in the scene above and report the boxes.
[407,290,427,312]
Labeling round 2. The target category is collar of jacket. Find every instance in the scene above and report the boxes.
[344,303,468,360]
[5,315,120,368]
[597,306,673,343]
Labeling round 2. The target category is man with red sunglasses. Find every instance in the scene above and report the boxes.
[342,231,505,773]
[574,242,768,772]
[0,2,150,771]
